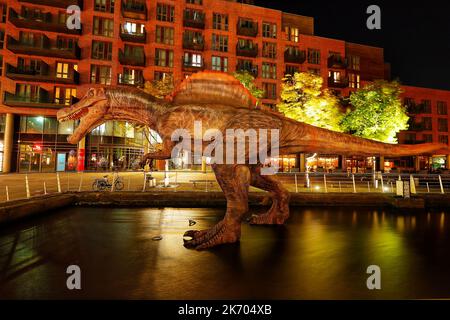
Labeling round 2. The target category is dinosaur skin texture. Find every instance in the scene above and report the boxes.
[57,72,449,250]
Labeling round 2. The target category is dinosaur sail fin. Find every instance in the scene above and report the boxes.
[168,71,258,109]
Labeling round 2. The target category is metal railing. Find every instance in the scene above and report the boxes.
[1,171,449,204]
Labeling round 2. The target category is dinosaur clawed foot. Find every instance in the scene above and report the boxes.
[183,220,241,250]
[249,206,289,225]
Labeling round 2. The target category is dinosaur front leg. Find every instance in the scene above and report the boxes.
[249,165,290,225]
[184,164,250,250]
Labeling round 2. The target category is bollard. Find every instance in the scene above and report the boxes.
[426,182,430,193]
[78,173,83,192]
[324,174,328,193]
[367,181,371,193]
[439,175,445,194]
[25,174,30,199]
[44,181,47,195]
[380,175,384,193]
[295,174,298,193]
[352,174,356,193]
[5,186,9,202]
[57,173,62,193]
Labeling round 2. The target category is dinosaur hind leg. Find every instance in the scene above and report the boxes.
[183,164,250,250]
[249,165,290,225]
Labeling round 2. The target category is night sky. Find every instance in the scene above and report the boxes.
[257,0,450,91]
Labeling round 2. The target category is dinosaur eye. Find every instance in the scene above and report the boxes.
[87,89,95,98]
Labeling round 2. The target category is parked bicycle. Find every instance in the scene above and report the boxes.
[92,175,124,191]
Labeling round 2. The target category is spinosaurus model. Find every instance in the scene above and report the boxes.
[57,72,449,250]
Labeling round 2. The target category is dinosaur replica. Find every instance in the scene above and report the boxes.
[57,71,449,250]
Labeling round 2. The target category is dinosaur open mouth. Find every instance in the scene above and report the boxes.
[59,107,89,122]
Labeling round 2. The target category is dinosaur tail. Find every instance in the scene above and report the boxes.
[280,119,450,157]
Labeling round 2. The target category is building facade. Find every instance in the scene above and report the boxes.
[0,0,449,173]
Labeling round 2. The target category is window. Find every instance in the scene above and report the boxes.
[262,63,277,79]
[348,55,360,71]
[154,71,172,82]
[404,133,416,143]
[211,56,228,72]
[437,101,448,115]
[0,29,4,49]
[156,26,174,45]
[438,118,448,132]
[421,100,432,114]
[123,22,145,35]
[124,44,144,58]
[20,116,44,134]
[0,3,7,23]
[95,0,115,13]
[263,83,277,100]
[56,62,74,79]
[236,59,257,76]
[157,3,175,22]
[308,68,320,75]
[348,73,360,89]
[0,55,3,76]
[262,42,277,59]
[90,65,112,85]
[155,49,174,67]
[262,22,277,38]
[93,17,114,37]
[56,36,77,50]
[211,34,228,52]
[439,135,449,145]
[285,26,299,42]
[17,58,42,73]
[423,134,433,143]
[120,68,144,85]
[58,11,68,25]
[422,117,433,130]
[15,83,40,101]
[92,41,113,60]
[329,71,342,82]
[213,13,228,31]
[308,49,320,64]
[285,65,299,75]
[54,87,76,105]
[237,38,256,49]
[183,53,203,67]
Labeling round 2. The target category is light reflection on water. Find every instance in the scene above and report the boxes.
[0,206,449,299]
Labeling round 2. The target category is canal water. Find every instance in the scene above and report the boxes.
[0,206,449,299]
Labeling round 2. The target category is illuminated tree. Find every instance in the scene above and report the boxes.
[341,80,409,143]
[277,72,344,132]
[143,75,174,99]
[233,71,265,99]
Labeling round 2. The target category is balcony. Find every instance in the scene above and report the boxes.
[119,50,146,67]
[9,8,81,35]
[328,55,348,69]
[7,36,81,60]
[120,28,146,43]
[182,35,205,51]
[183,11,206,29]
[236,64,258,78]
[408,103,432,115]
[237,21,258,37]
[5,63,79,84]
[3,90,78,110]
[328,76,349,88]
[118,74,145,87]
[121,0,147,20]
[236,44,258,58]
[19,0,83,9]
[284,49,306,64]
[182,58,205,72]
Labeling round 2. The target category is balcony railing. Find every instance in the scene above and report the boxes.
[120,28,147,43]
[328,55,348,69]
[121,0,147,20]
[236,44,258,58]
[19,0,83,9]
[182,35,205,51]
[237,21,258,37]
[118,74,145,86]
[236,64,258,78]
[328,76,349,88]
[3,90,78,109]
[284,49,306,64]
[9,8,81,35]
[183,11,206,29]
[7,36,81,60]
[119,50,146,67]
[5,63,79,84]
[182,58,205,71]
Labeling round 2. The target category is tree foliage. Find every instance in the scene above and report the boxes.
[341,80,409,143]
[277,72,344,132]
[143,74,174,99]
[233,71,265,99]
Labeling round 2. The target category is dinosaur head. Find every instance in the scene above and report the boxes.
[57,88,110,144]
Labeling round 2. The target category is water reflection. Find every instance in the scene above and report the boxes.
[0,207,449,299]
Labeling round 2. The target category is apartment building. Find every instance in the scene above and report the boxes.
[0,0,448,173]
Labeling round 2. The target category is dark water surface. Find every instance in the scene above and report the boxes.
[0,206,449,299]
